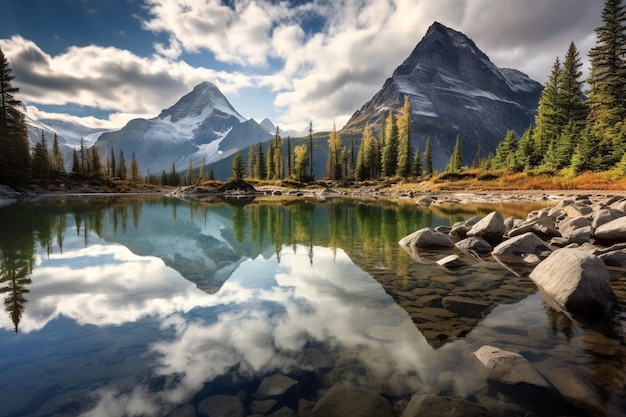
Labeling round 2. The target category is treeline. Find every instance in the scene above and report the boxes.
[490,0,626,176]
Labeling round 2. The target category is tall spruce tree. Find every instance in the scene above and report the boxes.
[381,112,399,177]
[0,46,30,185]
[51,133,65,175]
[308,122,314,179]
[588,0,626,134]
[423,136,433,176]
[326,123,345,180]
[532,57,563,167]
[445,135,463,173]
[231,153,245,181]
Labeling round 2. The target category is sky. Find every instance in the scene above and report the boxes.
[0,0,604,133]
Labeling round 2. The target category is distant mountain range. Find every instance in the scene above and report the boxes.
[344,22,543,169]
[26,21,544,176]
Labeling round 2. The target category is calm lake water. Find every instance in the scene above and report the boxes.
[0,195,624,417]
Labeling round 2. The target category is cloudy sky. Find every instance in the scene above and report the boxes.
[0,0,603,132]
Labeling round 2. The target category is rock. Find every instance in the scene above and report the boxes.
[491,232,551,263]
[400,394,490,417]
[598,250,626,268]
[564,204,593,217]
[442,296,491,318]
[467,211,505,243]
[167,404,197,417]
[455,237,492,257]
[256,374,299,400]
[310,385,393,417]
[435,225,452,234]
[529,248,617,314]
[436,255,468,270]
[591,208,625,229]
[594,216,626,242]
[297,399,315,417]
[416,196,433,207]
[269,407,296,417]
[544,366,607,417]
[559,216,591,236]
[509,211,561,239]
[471,345,554,403]
[250,399,278,414]
[399,228,454,249]
[197,395,245,417]
[450,216,482,238]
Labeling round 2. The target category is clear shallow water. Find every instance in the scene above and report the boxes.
[0,196,624,417]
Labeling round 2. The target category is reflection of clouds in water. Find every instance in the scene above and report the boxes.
[143,246,434,413]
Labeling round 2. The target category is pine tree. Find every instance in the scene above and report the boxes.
[0,46,30,185]
[396,96,413,178]
[72,149,80,174]
[413,148,423,178]
[587,0,626,136]
[129,153,140,183]
[286,136,292,179]
[51,133,65,175]
[89,146,102,177]
[445,135,463,173]
[560,42,588,123]
[247,146,256,178]
[292,144,309,182]
[532,57,563,167]
[231,153,245,181]
[117,149,126,180]
[199,158,206,181]
[490,130,518,170]
[79,138,87,174]
[355,123,373,180]
[255,142,266,180]
[348,131,356,180]
[381,112,399,177]
[109,147,116,178]
[32,130,50,179]
[423,136,433,176]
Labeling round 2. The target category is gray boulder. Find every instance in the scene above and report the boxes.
[595,216,626,242]
[491,232,551,263]
[450,216,482,238]
[400,394,490,417]
[256,374,299,400]
[591,208,625,229]
[310,385,393,417]
[529,248,617,314]
[197,395,245,417]
[399,228,454,249]
[544,366,607,417]
[436,255,468,270]
[508,211,561,239]
[455,236,492,257]
[467,211,505,242]
[472,345,554,402]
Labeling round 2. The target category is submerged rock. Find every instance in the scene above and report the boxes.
[197,395,245,417]
[310,385,393,417]
[529,248,617,315]
[400,394,490,417]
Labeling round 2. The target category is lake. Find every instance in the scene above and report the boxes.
[0,195,624,417]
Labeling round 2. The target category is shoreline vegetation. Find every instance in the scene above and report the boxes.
[1,170,625,206]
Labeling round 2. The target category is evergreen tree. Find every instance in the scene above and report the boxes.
[413,148,423,178]
[348,131,356,180]
[381,112,399,177]
[247,146,256,178]
[79,138,87,174]
[186,158,193,185]
[117,149,126,180]
[32,130,50,179]
[423,136,433,176]
[231,153,245,181]
[397,96,413,178]
[490,130,518,170]
[587,0,626,137]
[560,42,588,123]
[445,135,463,173]
[199,158,206,181]
[72,149,80,174]
[51,133,65,175]
[532,57,563,166]
[514,126,536,170]
[0,47,30,185]
[89,146,102,177]
[286,136,292,179]
[355,123,373,180]
[109,147,116,178]
[271,127,282,179]
[267,138,275,179]
[255,142,266,180]
[208,168,215,181]
[129,153,140,183]
[326,123,345,180]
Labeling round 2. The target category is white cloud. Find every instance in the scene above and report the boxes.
[0,35,259,129]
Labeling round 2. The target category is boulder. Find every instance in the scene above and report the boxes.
[594,216,626,242]
[544,366,607,417]
[197,395,245,417]
[598,250,626,268]
[564,204,593,217]
[455,237,492,257]
[491,232,551,263]
[400,394,490,417]
[436,255,467,270]
[467,211,505,242]
[256,374,299,399]
[450,216,482,238]
[591,208,625,229]
[310,385,393,417]
[507,211,560,239]
[167,405,197,417]
[472,345,554,402]
[529,248,617,314]
[416,196,433,207]
[399,228,454,249]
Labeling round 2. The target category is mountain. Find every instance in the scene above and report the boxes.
[95,81,271,174]
[343,22,543,170]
